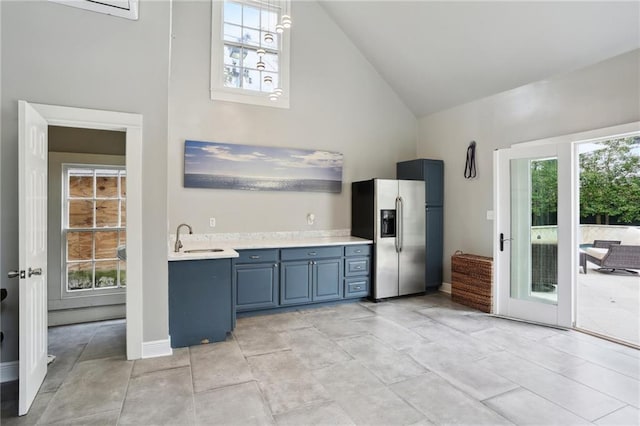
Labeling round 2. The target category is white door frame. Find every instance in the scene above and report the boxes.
[493,121,640,328]
[29,102,143,360]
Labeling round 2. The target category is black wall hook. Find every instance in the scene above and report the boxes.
[464,140,477,179]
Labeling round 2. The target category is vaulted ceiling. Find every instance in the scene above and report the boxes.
[319,1,640,117]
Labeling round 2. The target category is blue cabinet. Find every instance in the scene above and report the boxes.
[280,260,312,305]
[280,247,344,305]
[234,249,279,312]
[168,259,232,348]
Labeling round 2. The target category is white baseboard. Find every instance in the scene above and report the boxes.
[1,361,18,383]
[141,338,172,359]
[439,282,452,294]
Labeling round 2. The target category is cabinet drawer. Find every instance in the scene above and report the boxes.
[345,277,369,298]
[236,249,279,264]
[345,245,371,257]
[345,257,369,276]
[280,246,342,261]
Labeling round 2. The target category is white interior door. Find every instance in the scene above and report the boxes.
[18,100,49,415]
[494,143,573,327]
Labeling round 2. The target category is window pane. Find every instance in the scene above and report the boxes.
[260,9,277,31]
[95,261,118,288]
[68,262,93,290]
[96,200,119,227]
[242,4,259,29]
[224,65,242,88]
[119,261,127,286]
[69,175,93,198]
[224,45,243,65]
[120,175,126,197]
[242,27,260,46]
[69,200,94,228]
[96,174,118,198]
[223,23,242,43]
[243,69,260,91]
[120,201,126,227]
[67,231,93,261]
[264,52,278,72]
[244,48,258,69]
[224,1,242,25]
[95,231,118,259]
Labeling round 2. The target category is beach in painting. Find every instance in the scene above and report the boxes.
[183,140,343,193]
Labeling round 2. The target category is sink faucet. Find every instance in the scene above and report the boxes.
[174,223,193,252]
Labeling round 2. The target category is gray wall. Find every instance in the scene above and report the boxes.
[1,1,170,362]
[167,1,417,233]
[417,49,640,283]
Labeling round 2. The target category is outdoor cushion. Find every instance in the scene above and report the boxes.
[585,247,608,260]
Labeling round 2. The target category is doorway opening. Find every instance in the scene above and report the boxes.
[576,135,640,347]
[47,127,128,364]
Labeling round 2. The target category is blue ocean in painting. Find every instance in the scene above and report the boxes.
[183,140,343,193]
[184,173,342,193]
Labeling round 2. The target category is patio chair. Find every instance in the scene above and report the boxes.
[584,243,640,275]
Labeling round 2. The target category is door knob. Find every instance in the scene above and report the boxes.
[8,271,20,279]
[28,267,43,277]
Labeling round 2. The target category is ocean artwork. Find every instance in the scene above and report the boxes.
[184,140,343,193]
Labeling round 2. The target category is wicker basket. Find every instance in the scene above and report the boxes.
[451,253,493,313]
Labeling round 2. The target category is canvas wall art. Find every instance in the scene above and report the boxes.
[184,140,343,193]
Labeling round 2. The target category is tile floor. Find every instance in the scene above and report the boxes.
[2,293,639,425]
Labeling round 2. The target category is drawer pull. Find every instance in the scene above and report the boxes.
[355,266,362,269]
[308,252,317,256]
[353,286,362,290]
[250,255,261,259]
[355,249,362,253]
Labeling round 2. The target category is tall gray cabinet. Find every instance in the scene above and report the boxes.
[397,159,444,289]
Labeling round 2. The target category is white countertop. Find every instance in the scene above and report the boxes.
[168,235,372,261]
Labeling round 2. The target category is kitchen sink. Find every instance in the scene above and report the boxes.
[183,248,225,253]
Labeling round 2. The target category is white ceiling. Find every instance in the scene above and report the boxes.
[318,1,640,117]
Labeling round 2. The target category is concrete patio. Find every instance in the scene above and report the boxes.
[577,261,639,347]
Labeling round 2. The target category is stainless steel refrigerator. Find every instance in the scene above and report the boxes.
[351,179,426,300]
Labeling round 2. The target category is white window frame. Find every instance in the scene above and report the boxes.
[48,0,139,20]
[62,164,127,297]
[211,0,291,108]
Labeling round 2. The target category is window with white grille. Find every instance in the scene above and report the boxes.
[211,0,291,108]
[63,165,127,292]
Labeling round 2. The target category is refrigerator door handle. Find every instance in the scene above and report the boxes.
[397,196,403,252]
[395,197,400,252]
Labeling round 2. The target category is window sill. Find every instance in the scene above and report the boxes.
[211,89,290,109]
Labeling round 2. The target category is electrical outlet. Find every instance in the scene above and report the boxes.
[306,213,315,225]
[209,217,216,228]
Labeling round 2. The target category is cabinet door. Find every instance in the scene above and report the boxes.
[168,259,232,348]
[424,160,444,206]
[313,258,343,301]
[235,263,279,311]
[426,206,444,289]
[280,261,312,305]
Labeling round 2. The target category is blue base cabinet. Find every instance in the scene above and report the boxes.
[234,249,280,312]
[168,258,232,348]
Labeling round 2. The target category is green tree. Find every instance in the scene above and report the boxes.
[531,159,558,225]
[580,137,640,224]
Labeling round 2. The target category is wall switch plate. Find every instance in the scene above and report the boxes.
[209,217,216,227]
[486,210,494,220]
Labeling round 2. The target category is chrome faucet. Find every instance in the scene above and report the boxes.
[174,223,193,252]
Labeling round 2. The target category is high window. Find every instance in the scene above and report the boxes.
[63,165,127,293]
[211,0,291,108]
